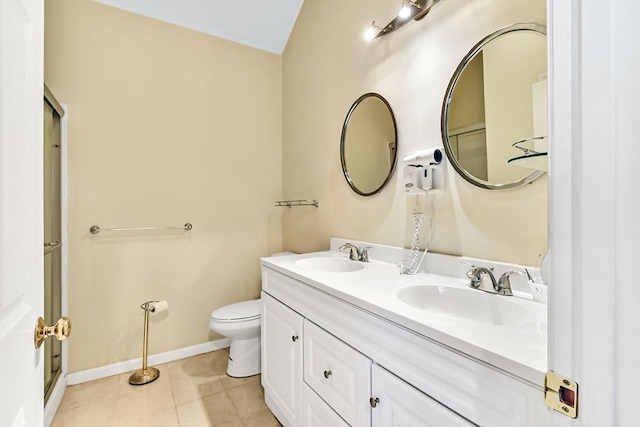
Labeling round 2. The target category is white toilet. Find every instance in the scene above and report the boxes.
[208,251,294,377]
[209,299,262,377]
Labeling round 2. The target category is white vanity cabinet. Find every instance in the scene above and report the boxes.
[261,293,303,427]
[261,265,548,427]
[262,290,472,427]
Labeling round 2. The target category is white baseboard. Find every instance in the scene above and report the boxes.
[44,373,67,427]
[66,338,230,386]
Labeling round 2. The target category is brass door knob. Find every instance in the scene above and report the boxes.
[34,317,71,349]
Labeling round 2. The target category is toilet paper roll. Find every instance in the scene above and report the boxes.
[149,300,168,314]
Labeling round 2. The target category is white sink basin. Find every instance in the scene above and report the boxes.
[295,257,364,273]
[396,285,539,326]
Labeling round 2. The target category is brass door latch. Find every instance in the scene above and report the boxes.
[34,317,71,349]
[545,371,578,418]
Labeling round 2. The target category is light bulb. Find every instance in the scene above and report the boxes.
[364,25,376,41]
[398,5,411,18]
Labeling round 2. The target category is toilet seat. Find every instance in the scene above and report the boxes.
[211,299,261,323]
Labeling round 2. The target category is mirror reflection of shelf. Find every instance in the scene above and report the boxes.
[508,136,548,172]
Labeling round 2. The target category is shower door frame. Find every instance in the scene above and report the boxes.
[42,86,69,424]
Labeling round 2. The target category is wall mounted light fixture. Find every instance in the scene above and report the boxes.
[399,0,421,19]
[364,0,440,41]
[364,21,385,41]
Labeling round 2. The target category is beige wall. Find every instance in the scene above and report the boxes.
[45,0,547,373]
[45,0,282,373]
[282,0,547,264]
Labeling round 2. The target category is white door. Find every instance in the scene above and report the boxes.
[0,0,45,426]
[549,1,640,426]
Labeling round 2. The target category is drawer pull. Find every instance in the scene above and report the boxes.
[323,370,332,379]
[292,335,299,342]
[370,397,379,408]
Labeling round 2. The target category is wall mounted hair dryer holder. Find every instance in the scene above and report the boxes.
[403,148,446,194]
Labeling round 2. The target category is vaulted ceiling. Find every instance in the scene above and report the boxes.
[95,0,304,54]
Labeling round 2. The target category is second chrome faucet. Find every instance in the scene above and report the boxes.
[339,243,372,262]
[465,264,523,296]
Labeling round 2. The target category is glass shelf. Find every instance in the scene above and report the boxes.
[507,152,548,172]
[508,136,548,172]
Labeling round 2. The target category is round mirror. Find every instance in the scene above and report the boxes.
[341,93,397,196]
[442,23,547,190]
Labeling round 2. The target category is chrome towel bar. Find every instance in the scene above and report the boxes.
[90,223,192,234]
[275,200,319,208]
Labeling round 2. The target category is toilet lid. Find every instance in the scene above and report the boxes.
[211,299,262,322]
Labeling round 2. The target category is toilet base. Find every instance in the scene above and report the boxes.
[227,336,261,377]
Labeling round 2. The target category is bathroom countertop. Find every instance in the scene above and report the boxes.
[261,250,547,387]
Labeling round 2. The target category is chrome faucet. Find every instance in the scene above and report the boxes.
[466,266,497,290]
[465,264,522,296]
[339,243,371,262]
[496,270,523,296]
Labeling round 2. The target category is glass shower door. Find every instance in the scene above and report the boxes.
[43,97,62,402]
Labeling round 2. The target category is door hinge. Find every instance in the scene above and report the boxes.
[545,371,578,419]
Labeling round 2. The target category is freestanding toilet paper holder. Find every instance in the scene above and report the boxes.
[129,300,161,385]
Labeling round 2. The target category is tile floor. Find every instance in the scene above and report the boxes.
[52,349,281,427]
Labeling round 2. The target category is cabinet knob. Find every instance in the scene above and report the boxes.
[291,335,299,342]
[323,370,332,379]
[369,397,379,408]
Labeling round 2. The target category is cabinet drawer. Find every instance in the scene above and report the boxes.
[303,319,371,427]
[301,383,350,427]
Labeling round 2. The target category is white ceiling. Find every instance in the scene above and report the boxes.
[94,0,304,55]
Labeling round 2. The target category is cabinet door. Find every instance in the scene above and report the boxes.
[371,365,474,427]
[304,320,371,427]
[262,293,304,427]
[301,383,351,427]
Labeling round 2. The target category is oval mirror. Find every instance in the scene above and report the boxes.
[442,23,547,190]
[341,93,398,196]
